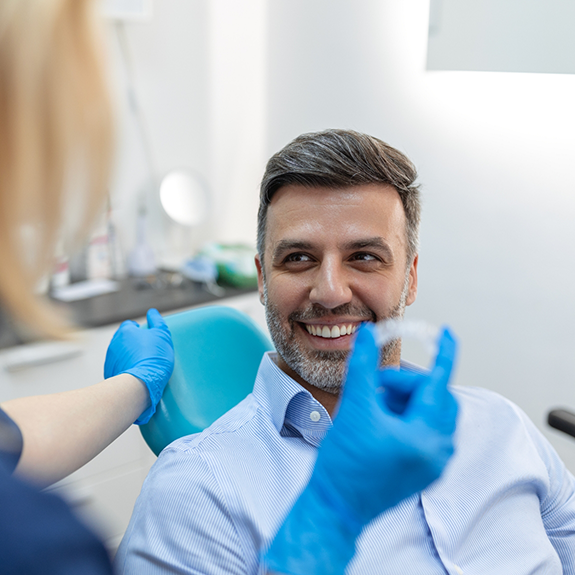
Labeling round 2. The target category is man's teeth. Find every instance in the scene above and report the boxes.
[305,324,357,338]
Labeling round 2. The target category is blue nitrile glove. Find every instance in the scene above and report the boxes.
[104,308,174,425]
[265,323,458,575]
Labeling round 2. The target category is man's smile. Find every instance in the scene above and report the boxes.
[302,322,360,339]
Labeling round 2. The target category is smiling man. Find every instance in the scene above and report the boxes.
[257,181,417,415]
[117,130,575,574]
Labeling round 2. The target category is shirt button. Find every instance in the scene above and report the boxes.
[453,566,463,575]
[310,411,321,422]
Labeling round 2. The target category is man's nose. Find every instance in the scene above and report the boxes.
[309,261,353,310]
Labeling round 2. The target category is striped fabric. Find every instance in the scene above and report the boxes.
[116,352,575,574]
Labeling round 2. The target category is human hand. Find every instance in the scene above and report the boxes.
[316,323,458,526]
[104,308,174,425]
[265,323,458,575]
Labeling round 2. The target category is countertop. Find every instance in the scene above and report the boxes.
[0,278,257,350]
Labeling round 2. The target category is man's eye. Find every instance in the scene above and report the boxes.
[285,253,312,263]
[350,252,379,262]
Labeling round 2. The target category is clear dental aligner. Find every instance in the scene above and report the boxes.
[374,318,439,355]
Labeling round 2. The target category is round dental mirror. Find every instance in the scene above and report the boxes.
[159,169,209,227]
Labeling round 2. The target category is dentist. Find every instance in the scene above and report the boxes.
[0,2,458,574]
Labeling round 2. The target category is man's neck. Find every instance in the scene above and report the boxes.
[274,343,403,418]
[274,355,340,417]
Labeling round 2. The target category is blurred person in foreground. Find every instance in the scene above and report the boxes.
[0,2,175,573]
[0,2,459,574]
[117,130,575,575]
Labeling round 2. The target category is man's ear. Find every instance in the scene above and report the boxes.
[405,254,418,307]
[255,254,265,305]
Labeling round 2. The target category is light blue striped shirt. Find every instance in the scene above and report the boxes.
[116,352,575,574]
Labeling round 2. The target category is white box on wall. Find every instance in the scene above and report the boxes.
[102,0,153,21]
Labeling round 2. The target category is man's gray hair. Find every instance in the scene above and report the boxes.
[257,129,421,267]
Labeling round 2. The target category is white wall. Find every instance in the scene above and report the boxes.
[266,0,575,469]
[427,0,575,74]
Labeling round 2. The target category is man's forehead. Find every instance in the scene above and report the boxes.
[269,182,400,206]
[266,183,407,243]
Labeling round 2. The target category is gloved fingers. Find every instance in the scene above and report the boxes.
[420,327,457,405]
[411,383,458,435]
[104,321,139,378]
[430,326,457,384]
[428,327,458,415]
[377,367,411,391]
[146,308,169,332]
[118,319,140,332]
[404,327,458,426]
[341,323,379,407]
[376,368,422,415]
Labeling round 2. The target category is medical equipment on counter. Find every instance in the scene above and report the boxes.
[199,243,258,288]
[127,207,156,277]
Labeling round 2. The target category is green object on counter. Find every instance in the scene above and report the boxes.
[200,243,258,288]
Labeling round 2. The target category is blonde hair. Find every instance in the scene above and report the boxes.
[0,0,113,338]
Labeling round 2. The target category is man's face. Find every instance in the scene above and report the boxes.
[255,183,418,394]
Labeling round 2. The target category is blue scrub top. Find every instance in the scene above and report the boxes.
[0,406,114,575]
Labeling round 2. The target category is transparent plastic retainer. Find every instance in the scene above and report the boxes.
[373,318,440,358]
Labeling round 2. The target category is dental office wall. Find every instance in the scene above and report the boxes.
[108,0,575,470]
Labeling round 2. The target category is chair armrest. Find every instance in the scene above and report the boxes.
[548,409,575,439]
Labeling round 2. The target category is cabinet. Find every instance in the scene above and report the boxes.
[0,292,267,554]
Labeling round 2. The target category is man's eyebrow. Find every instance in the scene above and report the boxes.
[272,237,395,260]
[272,240,313,260]
[344,237,395,259]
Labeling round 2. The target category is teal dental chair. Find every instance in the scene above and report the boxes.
[140,305,274,456]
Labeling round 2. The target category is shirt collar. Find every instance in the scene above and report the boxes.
[253,352,332,447]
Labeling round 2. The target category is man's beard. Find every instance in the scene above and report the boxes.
[263,273,411,394]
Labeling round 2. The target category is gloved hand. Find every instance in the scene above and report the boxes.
[104,308,174,425]
[265,323,458,575]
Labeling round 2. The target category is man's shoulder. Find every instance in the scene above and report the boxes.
[451,384,529,425]
[449,385,552,459]
[145,382,314,504]
[451,384,516,407]
[133,384,312,533]
[164,392,267,456]
[116,397,266,575]
[137,391,276,502]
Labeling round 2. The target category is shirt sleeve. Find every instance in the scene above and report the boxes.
[0,405,23,473]
[514,404,575,572]
[115,445,249,575]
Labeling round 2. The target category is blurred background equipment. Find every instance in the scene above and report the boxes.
[159,169,209,228]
